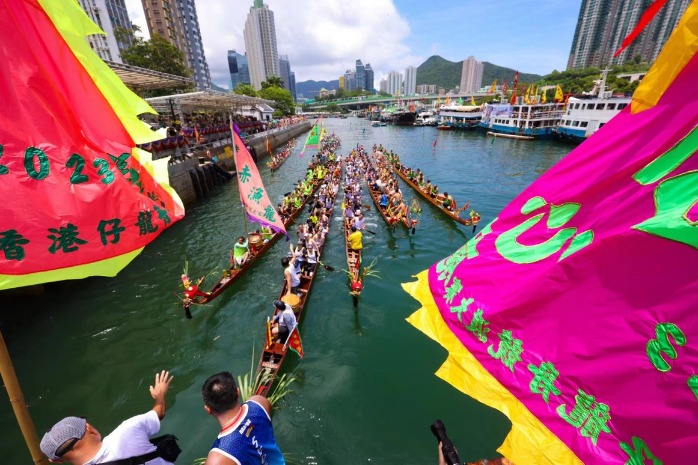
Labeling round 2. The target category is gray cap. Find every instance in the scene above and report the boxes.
[40,416,86,460]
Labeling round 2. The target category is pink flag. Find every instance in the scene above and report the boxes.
[232,131,287,236]
[405,16,698,464]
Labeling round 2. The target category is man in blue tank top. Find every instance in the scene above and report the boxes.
[202,372,285,465]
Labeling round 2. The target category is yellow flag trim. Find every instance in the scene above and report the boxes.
[37,0,184,212]
[0,249,143,291]
[632,2,698,113]
[403,271,583,465]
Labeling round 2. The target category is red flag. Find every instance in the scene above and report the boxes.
[512,71,519,90]
[614,0,670,57]
[433,138,437,148]
[287,326,304,358]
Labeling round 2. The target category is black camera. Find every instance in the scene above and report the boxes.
[431,419,461,465]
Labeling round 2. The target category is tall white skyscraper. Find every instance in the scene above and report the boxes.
[387,70,403,96]
[404,66,417,96]
[243,0,280,90]
[459,56,484,93]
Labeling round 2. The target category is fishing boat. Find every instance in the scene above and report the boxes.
[364,149,417,234]
[255,169,341,396]
[415,110,438,126]
[388,155,481,228]
[554,69,631,143]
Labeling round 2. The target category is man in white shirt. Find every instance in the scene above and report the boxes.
[40,371,174,464]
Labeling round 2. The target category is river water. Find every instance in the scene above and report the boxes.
[0,118,572,464]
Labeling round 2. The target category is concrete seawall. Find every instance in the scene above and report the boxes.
[167,121,312,207]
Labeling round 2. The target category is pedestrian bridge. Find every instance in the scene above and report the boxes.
[306,92,493,110]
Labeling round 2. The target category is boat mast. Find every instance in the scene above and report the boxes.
[230,113,249,235]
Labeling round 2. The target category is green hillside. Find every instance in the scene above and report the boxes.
[416,55,542,91]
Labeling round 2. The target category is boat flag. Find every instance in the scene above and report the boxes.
[403,3,698,464]
[433,138,438,148]
[194,125,202,143]
[512,71,519,92]
[286,325,304,358]
[488,80,497,93]
[554,84,564,102]
[541,89,547,104]
[470,95,476,106]
[501,81,509,94]
[232,129,287,237]
[299,120,320,158]
[0,0,184,291]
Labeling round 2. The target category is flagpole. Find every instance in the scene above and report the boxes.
[230,114,249,236]
[0,330,48,465]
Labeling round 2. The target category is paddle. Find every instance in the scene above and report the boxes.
[318,261,336,271]
[363,229,377,235]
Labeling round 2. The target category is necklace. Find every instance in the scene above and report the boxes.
[220,406,245,432]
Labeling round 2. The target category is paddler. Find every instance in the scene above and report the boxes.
[270,299,297,344]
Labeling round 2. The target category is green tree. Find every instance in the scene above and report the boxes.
[121,33,190,77]
[261,75,284,89]
[234,83,257,97]
[258,86,295,116]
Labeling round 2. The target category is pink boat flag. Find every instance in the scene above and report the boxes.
[231,127,287,236]
[404,4,698,464]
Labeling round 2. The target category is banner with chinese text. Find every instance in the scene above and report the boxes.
[232,131,287,236]
[404,5,698,464]
[0,0,184,290]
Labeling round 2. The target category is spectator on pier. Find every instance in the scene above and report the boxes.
[40,371,176,465]
[201,371,285,465]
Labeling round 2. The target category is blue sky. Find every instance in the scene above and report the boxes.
[398,0,582,74]
[125,0,583,87]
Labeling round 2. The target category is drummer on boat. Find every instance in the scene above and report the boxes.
[232,236,250,268]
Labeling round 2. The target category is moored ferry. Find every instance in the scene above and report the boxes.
[480,101,565,139]
[554,70,632,143]
[437,104,482,129]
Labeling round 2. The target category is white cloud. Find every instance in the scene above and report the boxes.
[124,0,422,88]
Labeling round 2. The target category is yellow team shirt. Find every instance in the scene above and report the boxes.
[348,231,363,250]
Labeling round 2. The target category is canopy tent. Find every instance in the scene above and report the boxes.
[145,90,274,114]
[106,60,193,91]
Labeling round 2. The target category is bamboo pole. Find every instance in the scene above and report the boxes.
[0,330,48,465]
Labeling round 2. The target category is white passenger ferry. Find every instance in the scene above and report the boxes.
[554,70,632,143]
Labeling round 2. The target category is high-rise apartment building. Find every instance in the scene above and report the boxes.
[379,78,388,94]
[228,50,250,90]
[344,70,356,92]
[364,63,375,93]
[404,66,417,96]
[387,70,403,96]
[339,76,345,91]
[278,55,297,101]
[243,0,280,90]
[459,56,483,93]
[289,71,297,101]
[355,59,366,90]
[142,0,187,57]
[79,0,133,63]
[179,0,211,89]
[141,0,211,89]
[567,0,689,69]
